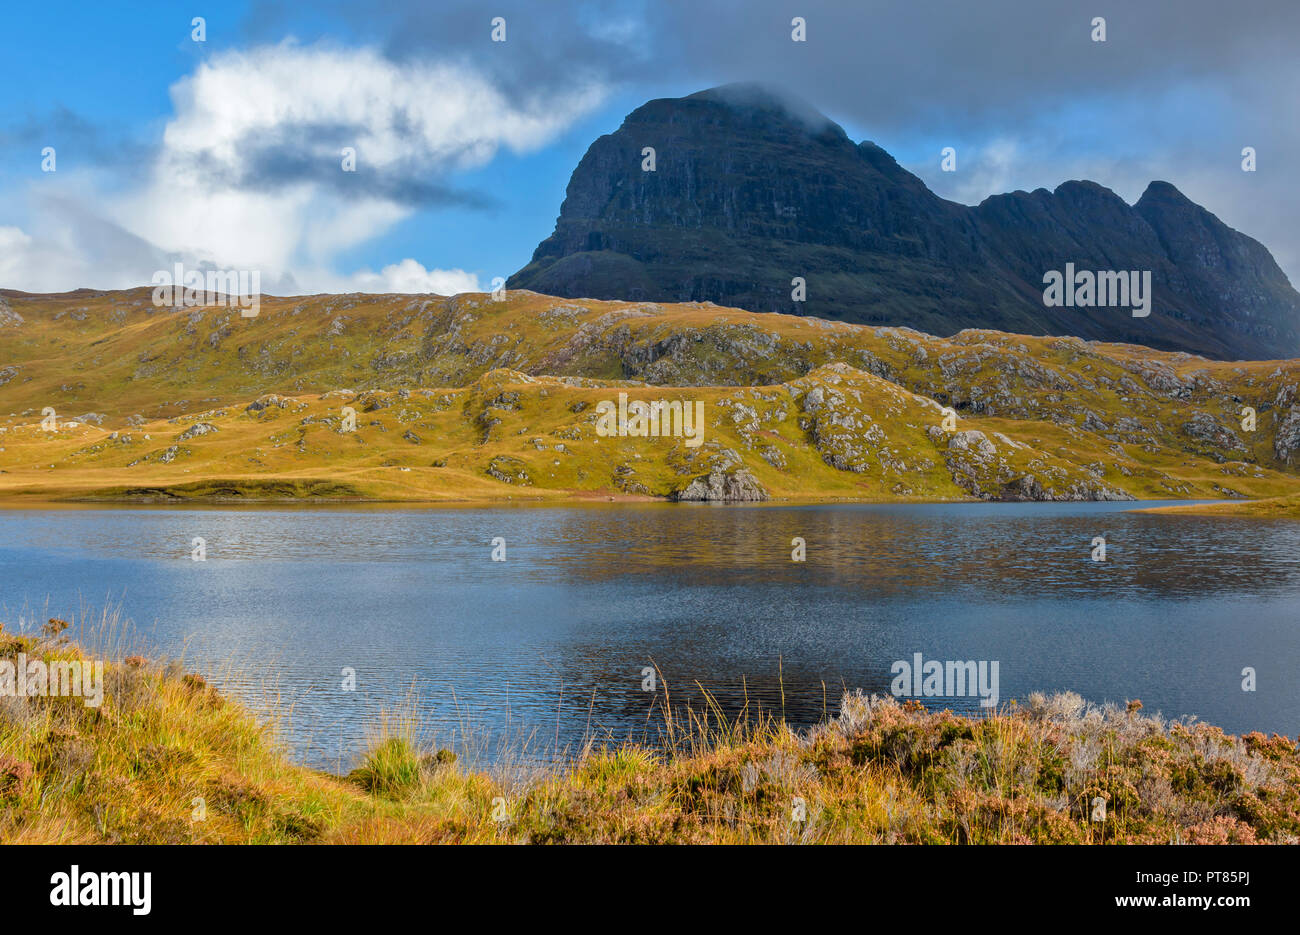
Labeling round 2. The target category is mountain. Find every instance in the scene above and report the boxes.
[3,287,1300,504]
[509,84,1300,361]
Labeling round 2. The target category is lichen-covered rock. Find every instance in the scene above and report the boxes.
[246,394,290,412]
[357,391,393,413]
[671,468,767,502]
[999,474,1045,500]
[759,445,787,470]
[799,380,885,473]
[177,422,219,441]
[613,463,650,495]
[1275,407,1300,464]
[997,474,1134,502]
[942,429,1010,495]
[0,297,23,328]
[486,455,532,485]
[1180,412,1243,460]
[949,430,997,459]
[1054,483,1136,502]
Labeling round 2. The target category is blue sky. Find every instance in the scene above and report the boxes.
[2,0,1296,294]
[1,1,644,291]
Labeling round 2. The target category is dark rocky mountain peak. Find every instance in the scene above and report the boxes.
[510,85,1300,360]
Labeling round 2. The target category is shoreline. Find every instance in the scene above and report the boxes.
[1131,492,1300,518]
[0,486,1234,509]
[2,629,1295,844]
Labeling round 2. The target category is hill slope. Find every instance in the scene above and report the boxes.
[3,287,1300,502]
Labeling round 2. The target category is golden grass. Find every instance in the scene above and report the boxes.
[1134,493,1300,518]
[4,288,1300,505]
[3,624,1296,845]
[2,364,1297,506]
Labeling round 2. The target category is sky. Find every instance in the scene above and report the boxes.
[1,0,1297,295]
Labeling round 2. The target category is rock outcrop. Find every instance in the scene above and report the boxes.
[0,296,23,328]
[671,469,768,502]
[177,422,219,441]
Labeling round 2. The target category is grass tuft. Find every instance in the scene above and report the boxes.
[347,738,424,800]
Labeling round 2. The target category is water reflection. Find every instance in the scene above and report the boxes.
[1,501,1297,768]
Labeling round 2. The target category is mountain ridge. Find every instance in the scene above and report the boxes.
[509,84,1300,361]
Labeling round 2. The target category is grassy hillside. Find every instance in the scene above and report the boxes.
[4,627,1296,844]
[3,287,1300,502]
[1136,492,1300,517]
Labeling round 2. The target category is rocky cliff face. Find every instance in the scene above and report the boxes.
[510,84,1300,361]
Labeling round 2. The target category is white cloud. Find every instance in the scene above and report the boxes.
[163,42,602,173]
[305,258,481,295]
[0,42,605,294]
[0,226,33,265]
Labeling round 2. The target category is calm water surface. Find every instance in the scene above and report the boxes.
[2,501,1297,769]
